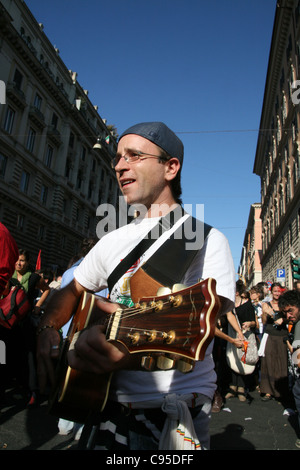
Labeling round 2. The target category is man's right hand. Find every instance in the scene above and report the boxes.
[67,324,130,375]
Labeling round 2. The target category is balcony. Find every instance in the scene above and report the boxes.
[6,82,27,109]
[47,125,62,146]
[28,106,46,129]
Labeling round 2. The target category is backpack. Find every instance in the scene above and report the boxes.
[0,284,31,329]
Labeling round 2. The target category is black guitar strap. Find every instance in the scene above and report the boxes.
[107,205,211,292]
[107,205,184,292]
[141,217,211,287]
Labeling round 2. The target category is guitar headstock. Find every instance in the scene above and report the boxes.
[106,278,220,368]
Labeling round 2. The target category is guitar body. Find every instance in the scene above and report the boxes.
[49,277,220,424]
[48,292,114,423]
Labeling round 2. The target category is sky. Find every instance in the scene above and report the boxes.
[25,0,277,274]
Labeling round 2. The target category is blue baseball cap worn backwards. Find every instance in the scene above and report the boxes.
[118,122,184,165]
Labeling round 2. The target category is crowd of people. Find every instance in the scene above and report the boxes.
[1,240,299,449]
[212,279,300,448]
[1,121,300,451]
[0,236,104,411]
[0,247,55,407]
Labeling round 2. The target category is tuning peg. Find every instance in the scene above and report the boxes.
[127,332,140,344]
[156,355,175,370]
[169,294,183,307]
[156,287,172,296]
[144,330,157,342]
[141,355,156,371]
[162,330,175,344]
[149,300,163,311]
[135,302,147,310]
[177,358,195,373]
[171,283,187,292]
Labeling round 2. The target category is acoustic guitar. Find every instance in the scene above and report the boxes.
[48,277,220,424]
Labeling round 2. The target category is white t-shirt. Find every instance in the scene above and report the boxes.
[74,214,235,403]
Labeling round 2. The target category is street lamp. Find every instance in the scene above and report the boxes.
[93,136,102,150]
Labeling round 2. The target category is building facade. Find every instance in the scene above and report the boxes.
[0,0,121,272]
[239,203,262,287]
[250,0,300,289]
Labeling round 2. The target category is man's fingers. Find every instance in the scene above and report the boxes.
[67,326,127,374]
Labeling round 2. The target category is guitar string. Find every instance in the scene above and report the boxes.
[106,300,171,337]
[106,298,194,338]
[116,300,171,319]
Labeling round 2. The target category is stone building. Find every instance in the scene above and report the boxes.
[0,0,120,272]
[240,0,300,289]
[239,203,262,287]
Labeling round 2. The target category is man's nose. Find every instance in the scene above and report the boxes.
[115,156,130,173]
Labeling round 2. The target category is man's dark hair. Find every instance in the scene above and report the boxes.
[278,290,300,310]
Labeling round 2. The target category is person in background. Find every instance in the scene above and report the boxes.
[0,222,18,296]
[225,281,256,402]
[0,222,19,406]
[11,249,51,406]
[293,280,300,293]
[259,283,290,404]
[250,284,265,343]
[278,290,300,449]
[49,269,64,290]
[250,284,265,391]
[257,281,272,303]
[212,317,244,412]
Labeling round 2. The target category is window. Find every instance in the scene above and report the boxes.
[13,69,23,90]
[40,184,48,205]
[81,146,86,161]
[26,127,36,152]
[51,113,58,129]
[88,180,93,199]
[17,214,24,231]
[65,159,72,178]
[34,93,42,110]
[289,223,293,246]
[38,225,45,240]
[76,169,83,190]
[3,106,15,134]
[20,170,30,193]
[60,234,66,249]
[45,145,53,168]
[63,198,68,214]
[0,153,7,177]
[69,132,74,148]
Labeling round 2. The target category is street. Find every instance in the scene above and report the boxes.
[0,386,299,451]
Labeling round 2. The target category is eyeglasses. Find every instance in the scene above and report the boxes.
[111,150,166,169]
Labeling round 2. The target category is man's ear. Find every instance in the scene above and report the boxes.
[164,158,181,181]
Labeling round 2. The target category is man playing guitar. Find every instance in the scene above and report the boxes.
[37,122,235,450]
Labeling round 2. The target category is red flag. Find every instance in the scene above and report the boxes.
[35,250,41,270]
